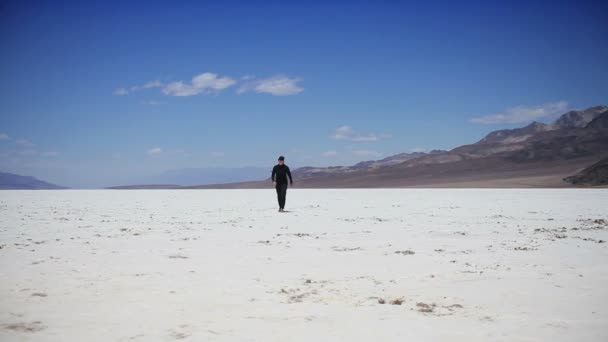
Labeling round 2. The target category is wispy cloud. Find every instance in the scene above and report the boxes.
[15,139,34,146]
[322,150,337,157]
[146,147,188,157]
[141,100,164,106]
[0,133,9,140]
[470,101,569,124]
[113,87,129,95]
[113,79,163,96]
[352,149,382,158]
[147,147,163,156]
[115,73,302,98]
[238,75,303,96]
[140,80,163,89]
[330,125,390,142]
[163,72,236,96]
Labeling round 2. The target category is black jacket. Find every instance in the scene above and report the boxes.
[272,164,293,185]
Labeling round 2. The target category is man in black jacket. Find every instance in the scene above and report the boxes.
[271,156,293,212]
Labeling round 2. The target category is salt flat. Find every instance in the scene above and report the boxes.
[0,189,607,341]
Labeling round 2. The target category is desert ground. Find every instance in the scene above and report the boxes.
[0,189,607,341]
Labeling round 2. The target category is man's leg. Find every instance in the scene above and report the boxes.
[281,184,287,209]
[275,184,282,209]
[279,184,287,209]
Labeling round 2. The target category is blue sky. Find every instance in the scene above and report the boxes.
[1,1,607,187]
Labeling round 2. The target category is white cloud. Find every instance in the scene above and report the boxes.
[16,139,34,146]
[115,73,302,98]
[409,147,427,153]
[114,79,164,95]
[0,133,9,140]
[330,125,390,142]
[352,149,382,158]
[162,72,236,96]
[141,100,164,106]
[142,80,163,89]
[192,73,235,90]
[322,150,337,157]
[471,101,569,124]
[162,81,199,96]
[113,88,129,95]
[210,151,225,157]
[146,147,188,157]
[238,75,303,96]
[255,76,303,96]
[147,147,162,156]
[113,72,304,96]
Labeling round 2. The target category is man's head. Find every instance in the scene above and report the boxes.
[278,156,285,165]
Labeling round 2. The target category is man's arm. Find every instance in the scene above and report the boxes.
[271,166,276,182]
[287,167,293,185]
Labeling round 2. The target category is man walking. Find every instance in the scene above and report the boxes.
[271,156,293,212]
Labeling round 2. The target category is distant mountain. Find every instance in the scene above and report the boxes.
[564,158,608,186]
[111,105,608,189]
[586,110,608,129]
[389,105,608,169]
[107,184,183,190]
[352,150,445,169]
[0,172,67,190]
[553,106,607,129]
[121,167,270,187]
[477,106,607,145]
[477,121,553,145]
[292,150,446,179]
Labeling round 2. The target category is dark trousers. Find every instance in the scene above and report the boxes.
[275,183,288,209]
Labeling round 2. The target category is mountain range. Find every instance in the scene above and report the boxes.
[158,105,607,189]
[0,172,67,190]
[110,167,269,188]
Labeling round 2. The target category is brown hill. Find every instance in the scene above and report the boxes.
[564,158,608,186]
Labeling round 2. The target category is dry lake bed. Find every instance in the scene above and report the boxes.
[0,189,607,341]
